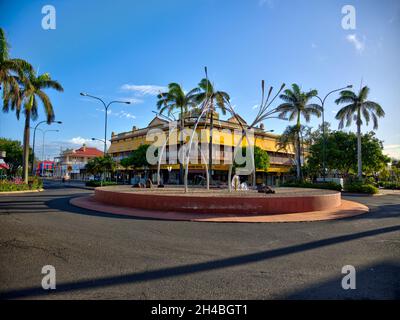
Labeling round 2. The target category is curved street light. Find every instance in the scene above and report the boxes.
[80,92,131,154]
[91,137,108,151]
[315,85,353,181]
[41,129,59,176]
[32,120,62,175]
[91,137,106,144]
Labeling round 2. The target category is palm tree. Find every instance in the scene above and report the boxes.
[276,83,322,180]
[335,86,385,178]
[157,83,198,184]
[194,78,230,183]
[18,71,63,183]
[1,28,32,113]
[276,125,309,169]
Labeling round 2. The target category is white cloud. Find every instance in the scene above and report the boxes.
[346,34,365,53]
[259,0,274,8]
[121,84,167,96]
[124,97,143,104]
[69,137,90,145]
[384,144,400,159]
[252,104,259,110]
[96,108,136,120]
[66,137,109,150]
[116,110,136,119]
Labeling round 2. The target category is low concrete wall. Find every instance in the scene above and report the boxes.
[94,188,341,215]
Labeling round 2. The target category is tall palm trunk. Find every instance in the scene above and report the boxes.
[208,104,213,188]
[296,114,302,180]
[179,106,184,184]
[22,111,31,183]
[356,109,362,178]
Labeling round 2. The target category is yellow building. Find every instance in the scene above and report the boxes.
[108,112,295,185]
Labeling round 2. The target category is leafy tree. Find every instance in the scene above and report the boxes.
[335,86,385,178]
[234,146,270,171]
[120,156,132,170]
[254,146,270,171]
[378,167,390,182]
[361,132,391,175]
[85,157,102,176]
[276,83,322,180]
[130,144,151,168]
[307,130,355,176]
[119,155,133,183]
[0,138,34,175]
[86,155,116,185]
[307,131,390,177]
[117,145,152,170]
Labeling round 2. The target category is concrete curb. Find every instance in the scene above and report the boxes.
[0,188,44,195]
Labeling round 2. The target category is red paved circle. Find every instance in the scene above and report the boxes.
[70,195,369,223]
[93,186,342,215]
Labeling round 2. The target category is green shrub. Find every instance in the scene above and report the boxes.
[28,176,43,189]
[379,182,400,190]
[344,181,378,194]
[0,176,43,192]
[85,180,118,187]
[0,180,34,192]
[282,181,342,191]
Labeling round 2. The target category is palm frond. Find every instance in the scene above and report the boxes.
[363,101,385,117]
[36,90,55,123]
[359,86,370,101]
[0,28,10,62]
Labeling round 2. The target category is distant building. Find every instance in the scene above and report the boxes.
[108,111,295,186]
[35,160,55,177]
[54,144,103,180]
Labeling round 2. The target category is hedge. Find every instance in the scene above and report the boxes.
[85,181,118,187]
[344,182,378,194]
[281,181,342,191]
[0,177,43,192]
[378,182,400,190]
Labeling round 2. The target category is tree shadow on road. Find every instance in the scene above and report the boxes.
[46,196,158,221]
[285,261,400,299]
[1,224,399,299]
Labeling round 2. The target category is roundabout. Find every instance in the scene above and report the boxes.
[70,186,369,223]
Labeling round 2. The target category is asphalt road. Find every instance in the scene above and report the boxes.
[0,180,399,299]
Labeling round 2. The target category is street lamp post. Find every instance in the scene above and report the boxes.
[80,93,131,155]
[91,137,106,144]
[32,120,62,175]
[316,85,352,181]
[41,129,59,176]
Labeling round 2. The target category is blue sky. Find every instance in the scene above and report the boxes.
[1,0,399,159]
